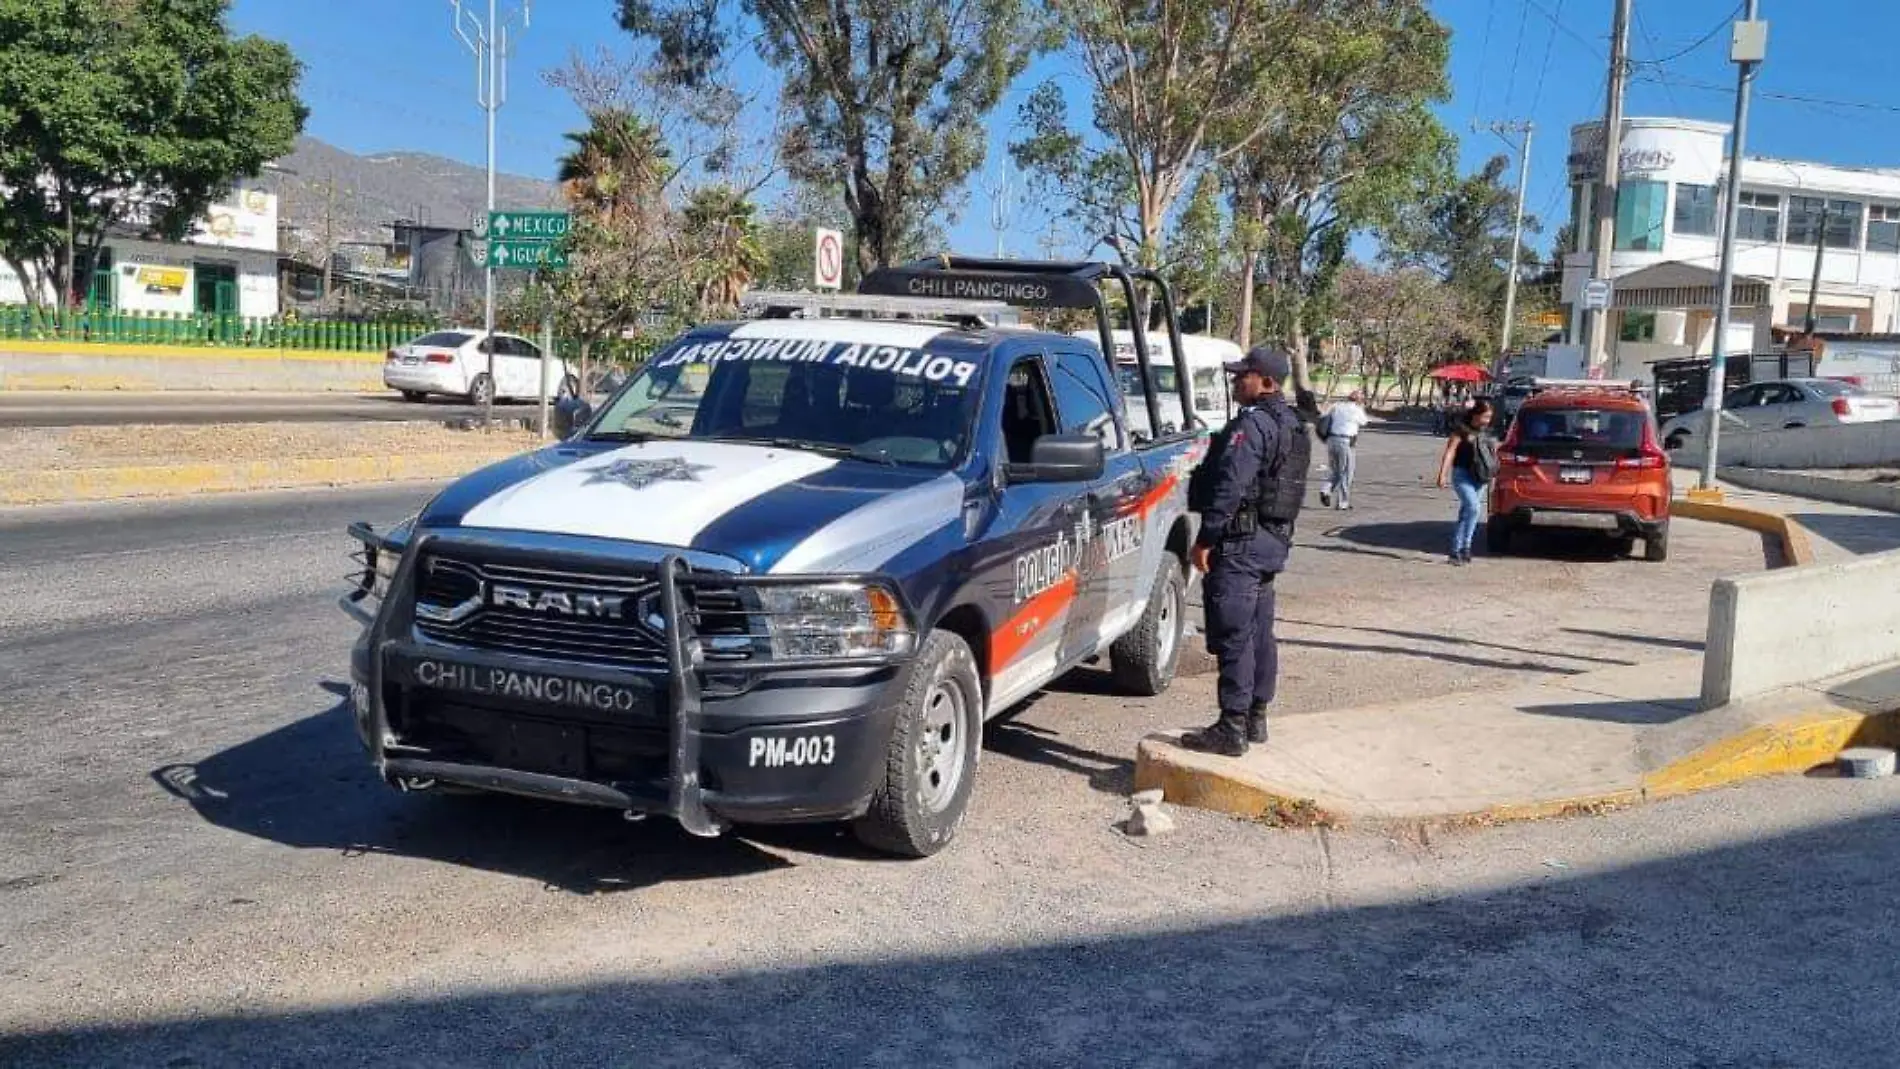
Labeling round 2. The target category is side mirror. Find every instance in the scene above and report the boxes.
[1008,434,1105,484]
[552,395,595,439]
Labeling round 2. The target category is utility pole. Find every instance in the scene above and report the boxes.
[1698,2,1767,494]
[986,161,1014,259]
[318,177,341,313]
[450,0,530,427]
[1585,0,1633,375]
[1478,119,1535,357]
[1803,200,1828,334]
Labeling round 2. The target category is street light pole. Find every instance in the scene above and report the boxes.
[1479,119,1535,357]
[1698,2,1767,493]
[450,0,529,427]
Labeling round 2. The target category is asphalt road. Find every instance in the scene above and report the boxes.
[5,431,1899,1067]
[0,391,504,427]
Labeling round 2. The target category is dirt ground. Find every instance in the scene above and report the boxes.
[4,421,538,471]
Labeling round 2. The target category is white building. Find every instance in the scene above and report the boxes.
[0,185,280,318]
[1562,116,1900,380]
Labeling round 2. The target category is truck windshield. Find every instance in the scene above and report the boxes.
[585,332,985,468]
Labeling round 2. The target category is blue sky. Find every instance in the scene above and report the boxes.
[233,0,1900,258]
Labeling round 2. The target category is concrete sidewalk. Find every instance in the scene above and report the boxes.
[1136,658,1900,826]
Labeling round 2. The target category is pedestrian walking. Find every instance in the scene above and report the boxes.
[1179,345,1312,757]
[1435,398,1497,566]
[1318,388,1370,510]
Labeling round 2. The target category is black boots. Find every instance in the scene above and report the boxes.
[1180,704,1269,758]
[1178,721,1247,757]
[1246,702,1270,744]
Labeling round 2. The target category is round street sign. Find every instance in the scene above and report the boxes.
[814,228,843,290]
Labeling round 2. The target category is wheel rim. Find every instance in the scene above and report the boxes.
[1156,574,1181,668]
[473,377,492,404]
[914,679,969,814]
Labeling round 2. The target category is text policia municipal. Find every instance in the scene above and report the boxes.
[657,338,978,387]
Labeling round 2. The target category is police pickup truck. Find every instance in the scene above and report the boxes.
[345,257,1209,857]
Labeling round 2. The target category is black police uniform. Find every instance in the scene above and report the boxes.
[1183,387,1310,755]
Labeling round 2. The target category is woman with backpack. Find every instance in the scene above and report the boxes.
[1434,398,1497,566]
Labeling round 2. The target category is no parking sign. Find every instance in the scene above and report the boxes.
[814,228,843,290]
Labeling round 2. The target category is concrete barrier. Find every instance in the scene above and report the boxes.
[1721,467,1900,514]
[1702,547,1900,707]
[1717,419,1900,468]
[0,344,385,393]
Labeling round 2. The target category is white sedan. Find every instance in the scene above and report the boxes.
[1660,377,1899,451]
[383,329,579,405]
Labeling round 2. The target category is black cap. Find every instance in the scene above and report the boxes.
[1224,345,1293,383]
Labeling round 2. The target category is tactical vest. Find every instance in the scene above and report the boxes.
[1253,402,1311,526]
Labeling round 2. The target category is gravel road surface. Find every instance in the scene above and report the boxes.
[5,428,1895,1068]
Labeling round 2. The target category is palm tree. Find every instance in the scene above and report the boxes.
[556,109,671,222]
[684,185,767,314]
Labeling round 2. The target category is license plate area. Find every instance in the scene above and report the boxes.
[500,719,586,776]
[1558,466,1594,484]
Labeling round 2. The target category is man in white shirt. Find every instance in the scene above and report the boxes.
[1318,389,1371,510]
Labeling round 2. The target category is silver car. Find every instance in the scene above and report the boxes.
[1660,378,1899,451]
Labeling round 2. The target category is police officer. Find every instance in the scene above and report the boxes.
[1181,345,1312,757]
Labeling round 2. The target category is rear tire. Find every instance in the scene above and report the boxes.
[1614,535,1638,558]
[851,630,982,858]
[1645,523,1670,563]
[1111,555,1185,696]
[1664,431,1689,451]
[1485,520,1512,555]
[400,390,426,403]
[466,373,495,407]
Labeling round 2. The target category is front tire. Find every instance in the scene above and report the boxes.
[1665,430,1689,452]
[852,630,982,858]
[1110,555,1185,696]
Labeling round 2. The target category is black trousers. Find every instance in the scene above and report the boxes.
[1204,543,1279,721]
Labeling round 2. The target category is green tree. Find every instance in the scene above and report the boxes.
[619,0,1056,272]
[0,0,305,312]
[683,185,767,314]
[1384,154,1541,358]
[555,108,673,222]
[1222,0,1451,383]
[1011,0,1300,271]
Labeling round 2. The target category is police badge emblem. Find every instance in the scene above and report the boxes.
[585,456,713,490]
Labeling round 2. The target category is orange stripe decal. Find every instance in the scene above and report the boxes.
[1135,474,1179,519]
[989,573,1077,672]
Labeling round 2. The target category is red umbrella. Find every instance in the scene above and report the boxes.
[1427,363,1493,384]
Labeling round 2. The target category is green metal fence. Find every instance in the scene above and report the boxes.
[0,305,436,353]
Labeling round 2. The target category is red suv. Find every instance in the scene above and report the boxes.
[1488,386,1672,561]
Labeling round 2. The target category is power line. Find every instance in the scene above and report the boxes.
[1523,0,1602,59]
[1473,0,1498,118]
[1639,2,1744,67]
[1527,0,1566,114]
[1635,74,1900,117]
[1632,6,1684,115]
[1501,0,1533,115]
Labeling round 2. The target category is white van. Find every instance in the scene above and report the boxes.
[1075,330,1242,439]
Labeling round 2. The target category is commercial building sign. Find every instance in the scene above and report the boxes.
[133,265,187,295]
[1567,134,1677,182]
[189,187,278,253]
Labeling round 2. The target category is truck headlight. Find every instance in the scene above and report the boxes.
[370,549,398,601]
[755,582,914,661]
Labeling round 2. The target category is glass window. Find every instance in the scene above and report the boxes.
[1788,196,1862,249]
[1619,311,1657,342]
[585,333,983,468]
[1000,357,1060,464]
[1515,407,1646,451]
[1673,183,1718,236]
[413,331,472,348]
[1052,350,1125,452]
[1738,191,1780,242]
[1869,206,1900,253]
[1613,180,1668,251]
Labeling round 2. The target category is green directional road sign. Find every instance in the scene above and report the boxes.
[487,239,570,269]
[487,210,570,241]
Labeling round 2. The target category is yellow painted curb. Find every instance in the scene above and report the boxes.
[1643,708,1900,799]
[0,450,526,505]
[1136,704,1900,830]
[1683,486,1726,504]
[1672,497,1815,568]
[0,372,384,392]
[2,340,386,363]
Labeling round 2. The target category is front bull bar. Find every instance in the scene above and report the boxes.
[344,524,726,838]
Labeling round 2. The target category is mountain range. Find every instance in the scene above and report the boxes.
[261,136,562,265]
